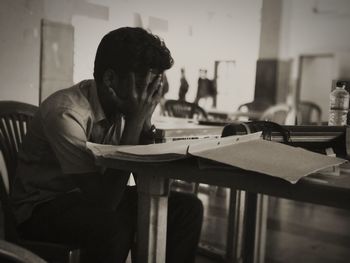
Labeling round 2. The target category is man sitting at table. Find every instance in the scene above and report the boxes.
[11,27,203,263]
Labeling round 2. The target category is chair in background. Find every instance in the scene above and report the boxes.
[0,101,81,263]
[237,100,271,113]
[260,103,294,125]
[296,101,322,125]
[0,239,47,263]
[237,100,271,121]
[164,99,208,119]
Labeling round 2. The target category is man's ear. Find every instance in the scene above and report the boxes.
[102,69,119,97]
[102,69,119,87]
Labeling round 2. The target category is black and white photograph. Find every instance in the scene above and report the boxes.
[1,0,350,262]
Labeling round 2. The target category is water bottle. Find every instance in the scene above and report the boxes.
[328,82,349,126]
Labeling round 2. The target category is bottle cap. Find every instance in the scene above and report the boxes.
[336,81,347,88]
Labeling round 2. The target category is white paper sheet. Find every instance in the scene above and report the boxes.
[115,132,261,156]
[86,142,186,162]
[188,139,346,183]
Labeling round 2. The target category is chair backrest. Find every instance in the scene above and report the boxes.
[237,100,271,113]
[0,170,20,243]
[0,101,37,243]
[164,100,208,119]
[260,104,293,125]
[0,101,38,189]
[297,101,322,125]
[0,101,81,263]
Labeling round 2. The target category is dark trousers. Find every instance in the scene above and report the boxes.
[19,187,203,263]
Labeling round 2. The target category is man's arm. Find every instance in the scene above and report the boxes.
[71,168,130,210]
[67,72,162,205]
[111,72,162,146]
[43,109,130,209]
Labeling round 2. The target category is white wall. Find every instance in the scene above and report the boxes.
[3,1,350,113]
[72,0,263,111]
[0,0,262,112]
[280,0,350,79]
[0,0,43,105]
[278,0,350,119]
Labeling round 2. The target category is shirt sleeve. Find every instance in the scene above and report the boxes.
[42,108,100,174]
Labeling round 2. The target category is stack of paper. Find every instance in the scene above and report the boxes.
[87,132,346,183]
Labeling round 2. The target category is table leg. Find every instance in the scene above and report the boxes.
[254,194,268,263]
[227,191,267,263]
[242,192,258,263]
[137,175,169,263]
[226,189,246,263]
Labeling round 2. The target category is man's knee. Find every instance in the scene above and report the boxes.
[185,193,203,211]
[169,192,203,224]
[187,194,203,223]
[87,209,136,247]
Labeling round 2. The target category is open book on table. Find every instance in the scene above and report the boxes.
[87,132,347,184]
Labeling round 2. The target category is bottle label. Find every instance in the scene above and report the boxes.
[330,90,349,110]
[328,109,348,126]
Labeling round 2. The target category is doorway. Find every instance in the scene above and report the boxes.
[214,60,236,111]
[297,54,334,122]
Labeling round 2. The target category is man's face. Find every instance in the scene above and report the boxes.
[134,69,160,91]
[114,69,162,102]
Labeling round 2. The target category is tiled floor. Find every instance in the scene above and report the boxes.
[197,185,350,263]
[128,183,350,263]
[265,198,350,263]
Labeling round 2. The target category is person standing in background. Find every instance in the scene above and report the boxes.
[195,69,214,110]
[178,68,189,101]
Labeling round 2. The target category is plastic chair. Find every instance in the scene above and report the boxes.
[0,239,47,263]
[296,101,322,125]
[237,100,271,121]
[164,100,208,119]
[260,103,293,125]
[0,101,81,263]
[237,100,271,113]
[0,101,37,184]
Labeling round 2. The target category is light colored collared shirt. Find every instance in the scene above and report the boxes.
[11,80,123,224]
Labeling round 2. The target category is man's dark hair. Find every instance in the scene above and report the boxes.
[94,27,174,83]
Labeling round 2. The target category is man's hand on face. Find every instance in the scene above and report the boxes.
[143,73,165,130]
[115,70,163,128]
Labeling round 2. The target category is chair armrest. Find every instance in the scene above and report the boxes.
[0,239,47,263]
[18,239,80,262]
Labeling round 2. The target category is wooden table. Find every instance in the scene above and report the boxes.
[96,156,350,263]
